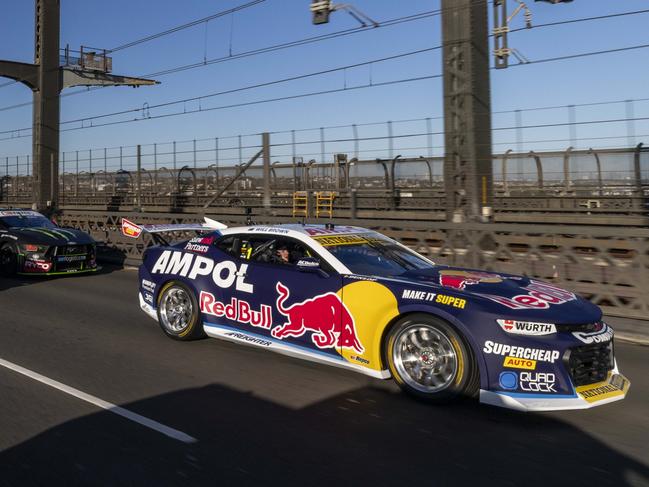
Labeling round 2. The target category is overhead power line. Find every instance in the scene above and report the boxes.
[108,0,266,53]
[509,8,649,33]
[0,8,439,110]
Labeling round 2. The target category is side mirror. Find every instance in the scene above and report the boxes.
[296,257,321,272]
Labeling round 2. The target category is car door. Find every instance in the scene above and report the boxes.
[214,234,346,358]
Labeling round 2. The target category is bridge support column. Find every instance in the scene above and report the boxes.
[442,0,493,222]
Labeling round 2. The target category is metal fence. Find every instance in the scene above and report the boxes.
[3,145,648,226]
[58,209,649,321]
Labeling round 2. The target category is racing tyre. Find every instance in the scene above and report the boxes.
[156,281,205,341]
[0,243,18,276]
[384,314,479,403]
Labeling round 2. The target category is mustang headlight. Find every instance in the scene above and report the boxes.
[20,244,49,260]
[496,319,556,336]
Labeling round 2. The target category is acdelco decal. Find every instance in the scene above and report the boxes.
[479,280,576,310]
[272,282,364,353]
[200,291,272,329]
[151,250,253,293]
[573,323,614,344]
[483,340,560,363]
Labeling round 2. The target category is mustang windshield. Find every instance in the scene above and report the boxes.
[0,213,56,229]
[320,233,433,277]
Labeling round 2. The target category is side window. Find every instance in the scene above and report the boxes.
[214,236,240,258]
[215,234,335,273]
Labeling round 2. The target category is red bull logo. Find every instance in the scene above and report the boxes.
[271,282,364,354]
[439,270,504,290]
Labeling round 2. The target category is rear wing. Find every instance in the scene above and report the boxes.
[121,217,227,243]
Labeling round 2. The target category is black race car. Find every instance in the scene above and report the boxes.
[0,209,97,276]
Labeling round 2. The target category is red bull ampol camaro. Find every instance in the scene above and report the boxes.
[127,219,629,411]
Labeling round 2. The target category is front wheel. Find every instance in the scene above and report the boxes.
[0,243,18,276]
[384,314,478,403]
[156,281,205,341]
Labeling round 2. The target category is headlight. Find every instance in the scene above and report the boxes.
[496,319,556,336]
[20,244,49,256]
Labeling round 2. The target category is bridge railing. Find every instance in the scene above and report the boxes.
[57,209,649,322]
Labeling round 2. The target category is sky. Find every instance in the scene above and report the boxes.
[0,0,648,179]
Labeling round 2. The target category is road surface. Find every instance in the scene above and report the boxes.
[0,267,647,486]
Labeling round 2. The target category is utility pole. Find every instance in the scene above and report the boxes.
[0,0,158,211]
[441,0,493,222]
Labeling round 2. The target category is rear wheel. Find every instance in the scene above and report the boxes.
[384,314,478,403]
[156,281,205,341]
[0,243,18,276]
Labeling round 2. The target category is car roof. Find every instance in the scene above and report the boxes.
[220,223,374,238]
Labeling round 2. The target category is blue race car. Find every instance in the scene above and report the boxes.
[126,218,629,411]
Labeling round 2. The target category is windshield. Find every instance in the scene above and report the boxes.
[0,212,56,229]
[317,233,433,277]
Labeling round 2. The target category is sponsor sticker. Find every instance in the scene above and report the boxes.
[479,280,576,310]
[497,319,556,336]
[350,355,370,365]
[313,234,368,246]
[0,210,40,217]
[435,294,466,309]
[519,372,556,393]
[272,282,364,353]
[57,255,86,263]
[305,226,361,236]
[503,356,537,370]
[121,218,143,239]
[439,270,504,290]
[572,323,614,344]
[499,371,518,390]
[151,251,253,293]
[225,331,272,347]
[483,340,560,363]
[576,373,629,403]
[184,236,215,254]
[200,291,272,329]
[23,260,52,272]
[141,279,156,293]
[402,289,437,301]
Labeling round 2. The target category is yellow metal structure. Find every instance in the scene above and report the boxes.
[316,191,335,218]
[292,191,309,217]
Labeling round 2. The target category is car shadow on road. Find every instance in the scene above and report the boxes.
[0,263,123,292]
[0,383,647,487]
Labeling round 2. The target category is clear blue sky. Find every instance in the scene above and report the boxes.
[0,0,648,175]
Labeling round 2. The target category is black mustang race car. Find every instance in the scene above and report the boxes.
[0,209,97,276]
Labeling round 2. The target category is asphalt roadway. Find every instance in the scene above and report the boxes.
[0,266,647,487]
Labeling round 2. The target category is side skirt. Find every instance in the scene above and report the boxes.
[203,322,391,380]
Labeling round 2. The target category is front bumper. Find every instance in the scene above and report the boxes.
[480,369,630,411]
[18,262,98,276]
[139,292,158,321]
